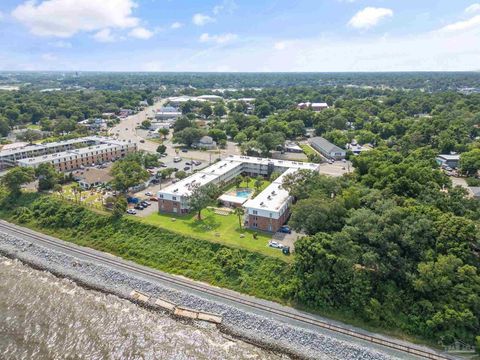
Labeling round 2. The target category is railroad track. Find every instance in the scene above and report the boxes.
[0,221,453,360]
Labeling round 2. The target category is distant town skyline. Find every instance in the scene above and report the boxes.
[0,0,479,72]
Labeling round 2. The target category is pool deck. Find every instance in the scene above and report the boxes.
[219,188,253,206]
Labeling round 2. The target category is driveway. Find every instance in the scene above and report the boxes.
[272,229,304,252]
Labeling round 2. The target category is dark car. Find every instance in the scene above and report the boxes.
[279,225,291,234]
[134,204,144,210]
[140,139,145,143]
[181,148,188,152]
[183,166,190,171]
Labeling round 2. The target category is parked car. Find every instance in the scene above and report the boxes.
[150,197,158,201]
[181,148,188,152]
[268,240,283,249]
[282,246,291,255]
[140,139,145,143]
[140,201,151,207]
[126,209,136,215]
[145,191,153,196]
[161,153,168,157]
[134,204,144,210]
[193,160,202,166]
[173,157,182,163]
[185,161,192,165]
[279,225,292,234]
[183,166,190,171]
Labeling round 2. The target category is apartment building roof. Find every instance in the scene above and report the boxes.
[16,140,134,166]
[243,168,296,213]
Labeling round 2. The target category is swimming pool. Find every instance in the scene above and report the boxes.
[236,189,252,198]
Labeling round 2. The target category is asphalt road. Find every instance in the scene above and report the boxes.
[0,220,450,360]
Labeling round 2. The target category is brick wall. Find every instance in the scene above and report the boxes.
[247,207,290,232]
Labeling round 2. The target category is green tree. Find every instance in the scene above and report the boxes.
[156,144,167,154]
[200,103,213,118]
[233,207,245,229]
[140,120,151,130]
[158,127,169,139]
[187,183,219,220]
[35,163,59,191]
[213,103,226,117]
[254,176,263,193]
[20,129,42,144]
[0,117,9,137]
[173,127,205,147]
[1,167,35,196]
[175,170,188,179]
[290,197,347,234]
[242,175,251,188]
[112,196,128,219]
[460,148,480,176]
[234,131,247,144]
[110,159,150,193]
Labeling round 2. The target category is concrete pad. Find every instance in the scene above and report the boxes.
[197,311,222,324]
[130,290,149,303]
[155,298,176,311]
[174,307,198,319]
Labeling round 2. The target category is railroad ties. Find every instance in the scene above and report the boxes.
[129,290,222,325]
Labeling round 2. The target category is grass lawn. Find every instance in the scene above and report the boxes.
[55,183,105,210]
[138,209,290,261]
[27,124,41,130]
[300,144,318,157]
[227,179,271,195]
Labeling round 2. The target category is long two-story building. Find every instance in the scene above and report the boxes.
[157,155,319,232]
[13,137,137,172]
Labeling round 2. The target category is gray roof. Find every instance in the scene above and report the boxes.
[470,187,480,198]
[199,136,214,144]
[309,137,344,154]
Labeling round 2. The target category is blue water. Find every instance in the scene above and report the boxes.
[236,189,252,198]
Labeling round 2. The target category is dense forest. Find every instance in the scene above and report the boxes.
[2,71,480,91]
[0,89,154,137]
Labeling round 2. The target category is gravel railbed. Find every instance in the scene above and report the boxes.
[0,231,401,360]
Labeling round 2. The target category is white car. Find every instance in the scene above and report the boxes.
[126,209,137,215]
[269,241,283,249]
[145,191,153,196]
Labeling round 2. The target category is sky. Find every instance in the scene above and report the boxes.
[0,0,479,72]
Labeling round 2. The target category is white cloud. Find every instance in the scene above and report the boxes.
[48,40,72,48]
[199,33,237,44]
[213,0,237,15]
[170,22,183,29]
[12,0,139,37]
[41,53,57,61]
[93,28,115,42]
[438,14,480,32]
[465,3,480,14]
[129,27,154,39]
[348,7,393,29]
[192,13,215,26]
[274,41,288,50]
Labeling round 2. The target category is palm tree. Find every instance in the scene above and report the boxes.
[233,207,245,229]
[71,183,80,203]
[243,175,251,188]
[254,176,263,193]
[53,184,63,199]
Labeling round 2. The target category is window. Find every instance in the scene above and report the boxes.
[172,196,177,201]
[159,194,164,199]
[253,210,258,215]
